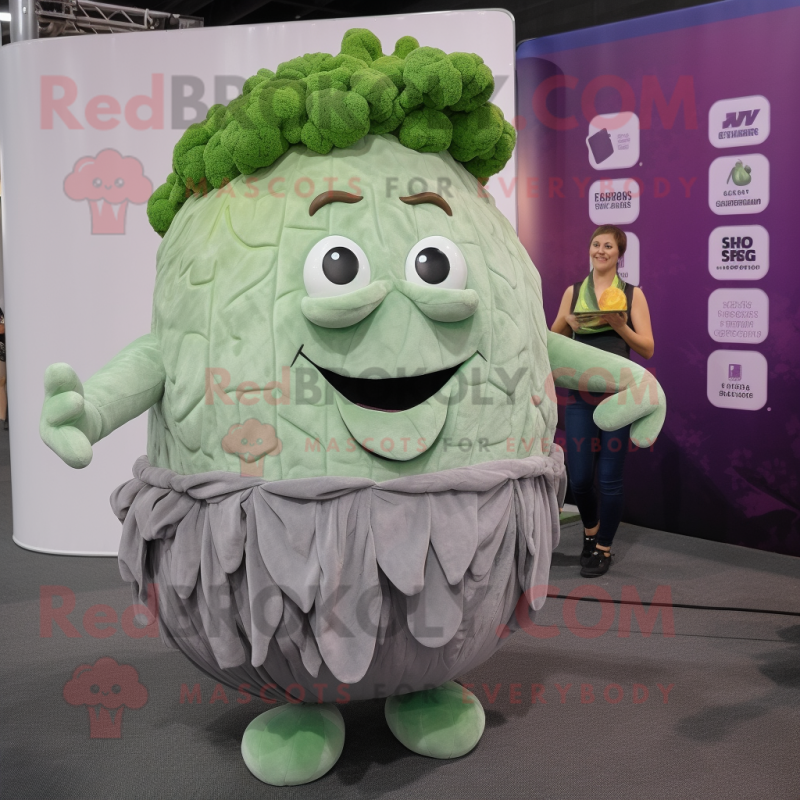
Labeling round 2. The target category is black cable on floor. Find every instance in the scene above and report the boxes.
[546,593,800,618]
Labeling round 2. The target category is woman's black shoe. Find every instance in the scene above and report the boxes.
[580,549,612,578]
[580,533,597,567]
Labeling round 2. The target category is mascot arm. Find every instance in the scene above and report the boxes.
[40,333,166,469]
[546,331,666,448]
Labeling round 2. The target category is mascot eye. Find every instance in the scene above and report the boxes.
[414,248,450,284]
[92,178,102,188]
[323,247,359,285]
[405,236,467,290]
[115,178,125,188]
[304,235,371,298]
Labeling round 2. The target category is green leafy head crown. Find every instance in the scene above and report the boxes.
[147,27,515,235]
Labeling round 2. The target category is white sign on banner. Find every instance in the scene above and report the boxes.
[0,10,517,555]
[708,94,770,149]
[708,225,769,280]
[707,288,769,344]
[586,113,640,170]
[707,349,768,411]
[708,153,770,215]
[617,231,640,285]
[588,178,641,225]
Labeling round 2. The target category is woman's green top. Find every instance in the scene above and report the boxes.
[570,272,635,359]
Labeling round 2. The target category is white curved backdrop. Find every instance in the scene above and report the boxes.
[0,10,517,554]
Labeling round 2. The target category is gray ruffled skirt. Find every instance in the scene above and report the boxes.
[113,452,566,703]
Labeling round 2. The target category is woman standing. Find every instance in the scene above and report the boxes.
[551,225,654,577]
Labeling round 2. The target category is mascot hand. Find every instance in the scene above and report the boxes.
[40,363,102,469]
[592,371,666,449]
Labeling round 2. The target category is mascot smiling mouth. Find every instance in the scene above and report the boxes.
[300,350,465,413]
[296,349,478,461]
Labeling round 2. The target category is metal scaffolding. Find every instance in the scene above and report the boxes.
[9,0,203,41]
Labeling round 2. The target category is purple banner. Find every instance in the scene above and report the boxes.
[516,0,800,555]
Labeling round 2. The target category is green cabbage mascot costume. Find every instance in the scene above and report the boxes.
[40,29,665,786]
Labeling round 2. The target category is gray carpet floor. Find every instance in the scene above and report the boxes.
[2,428,799,799]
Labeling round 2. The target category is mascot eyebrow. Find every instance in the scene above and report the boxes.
[399,192,453,216]
[309,191,363,216]
[307,190,453,217]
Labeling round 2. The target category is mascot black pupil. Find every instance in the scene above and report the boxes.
[322,247,359,284]
[415,247,450,284]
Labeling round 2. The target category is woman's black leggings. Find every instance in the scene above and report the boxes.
[564,389,632,548]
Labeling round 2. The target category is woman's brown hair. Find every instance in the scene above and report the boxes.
[590,225,627,259]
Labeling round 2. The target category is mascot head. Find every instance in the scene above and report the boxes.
[146,29,556,480]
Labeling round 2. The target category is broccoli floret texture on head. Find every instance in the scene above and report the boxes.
[147,28,516,235]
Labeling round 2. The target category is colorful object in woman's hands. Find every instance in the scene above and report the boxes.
[573,273,627,333]
[572,311,606,326]
[598,286,627,311]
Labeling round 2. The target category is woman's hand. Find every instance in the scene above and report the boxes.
[551,286,579,337]
[565,313,581,332]
[600,312,627,331]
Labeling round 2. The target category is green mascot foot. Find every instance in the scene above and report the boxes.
[385,681,486,759]
[241,703,345,786]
